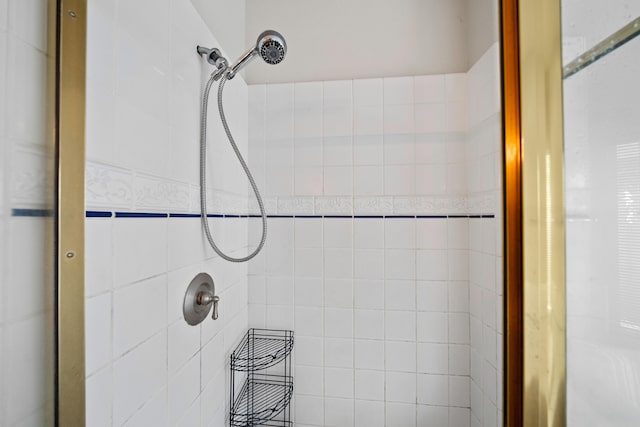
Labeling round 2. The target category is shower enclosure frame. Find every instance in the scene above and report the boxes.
[502,0,567,425]
[55,0,87,425]
[50,0,570,425]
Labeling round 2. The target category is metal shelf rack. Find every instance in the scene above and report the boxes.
[230,329,294,426]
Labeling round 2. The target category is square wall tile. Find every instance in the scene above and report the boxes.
[386,341,417,372]
[324,368,354,398]
[417,281,448,312]
[354,105,383,136]
[294,217,323,248]
[324,136,353,166]
[415,103,446,134]
[324,107,352,137]
[354,166,383,196]
[355,400,385,427]
[113,275,167,357]
[355,370,385,400]
[417,342,448,374]
[384,134,415,165]
[324,218,353,248]
[354,279,384,309]
[354,135,384,166]
[113,331,167,425]
[325,397,354,427]
[294,277,323,307]
[294,247,323,278]
[325,308,353,338]
[295,306,324,337]
[385,280,416,310]
[353,78,383,106]
[323,80,352,109]
[384,165,415,196]
[385,218,416,249]
[385,311,416,341]
[295,136,322,167]
[295,395,324,425]
[295,336,324,366]
[384,104,415,134]
[324,278,353,309]
[385,249,416,280]
[386,371,416,403]
[325,338,353,368]
[355,339,384,370]
[354,310,384,340]
[324,248,353,278]
[417,374,449,406]
[417,405,448,427]
[294,82,322,138]
[384,76,414,105]
[85,218,113,296]
[296,365,324,396]
[113,218,167,286]
[449,376,470,407]
[416,218,448,249]
[85,294,112,375]
[414,74,445,104]
[417,312,448,343]
[354,218,384,248]
[417,249,448,281]
[86,367,112,427]
[324,166,353,196]
[386,402,416,427]
[354,250,384,280]
[294,167,323,195]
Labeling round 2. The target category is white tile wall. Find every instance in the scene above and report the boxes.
[467,43,503,427]
[246,43,503,427]
[84,0,250,426]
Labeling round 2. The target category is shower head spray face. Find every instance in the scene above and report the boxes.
[257,30,287,64]
[227,30,287,79]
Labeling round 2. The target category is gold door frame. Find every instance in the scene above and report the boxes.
[501,0,567,425]
[55,0,87,425]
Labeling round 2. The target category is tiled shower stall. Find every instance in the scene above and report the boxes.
[82,0,502,426]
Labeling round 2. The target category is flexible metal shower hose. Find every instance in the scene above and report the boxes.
[199,71,267,262]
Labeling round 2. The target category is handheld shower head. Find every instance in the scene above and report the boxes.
[227,30,287,79]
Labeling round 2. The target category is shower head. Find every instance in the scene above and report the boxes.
[227,30,287,79]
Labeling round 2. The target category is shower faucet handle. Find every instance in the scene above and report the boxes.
[197,291,220,320]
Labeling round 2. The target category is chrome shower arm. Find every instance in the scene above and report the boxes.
[196,46,228,70]
[227,48,259,79]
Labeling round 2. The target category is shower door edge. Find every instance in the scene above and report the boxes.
[519,0,567,425]
[501,0,524,425]
[56,0,87,425]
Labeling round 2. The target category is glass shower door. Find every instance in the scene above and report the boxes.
[563,2,640,424]
[0,1,56,425]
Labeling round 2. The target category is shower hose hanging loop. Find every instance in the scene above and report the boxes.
[199,68,268,263]
[198,31,286,263]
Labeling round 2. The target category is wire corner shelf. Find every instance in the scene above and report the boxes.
[230,328,294,427]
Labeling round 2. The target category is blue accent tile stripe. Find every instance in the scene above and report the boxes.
[86,211,113,218]
[12,208,54,217]
[169,213,201,218]
[115,212,168,218]
[87,211,496,219]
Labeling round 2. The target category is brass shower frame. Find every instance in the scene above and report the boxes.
[502,0,567,425]
[55,0,87,425]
